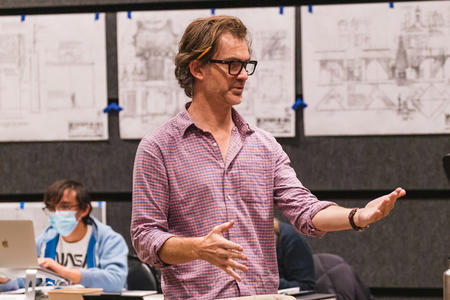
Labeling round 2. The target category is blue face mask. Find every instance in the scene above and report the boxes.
[49,211,79,236]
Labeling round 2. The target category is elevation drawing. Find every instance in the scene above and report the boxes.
[0,14,108,141]
[117,7,295,138]
[302,1,450,135]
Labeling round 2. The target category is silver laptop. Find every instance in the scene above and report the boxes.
[0,220,68,283]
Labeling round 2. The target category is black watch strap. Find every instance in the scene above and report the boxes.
[348,208,368,232]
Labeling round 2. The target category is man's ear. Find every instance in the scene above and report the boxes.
[189,59,205,80]
[80,203,91,219]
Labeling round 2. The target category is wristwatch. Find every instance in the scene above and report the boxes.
[348,208,368,232]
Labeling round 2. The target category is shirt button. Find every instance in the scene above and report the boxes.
[227,195,231,200]
[212,142,217,147]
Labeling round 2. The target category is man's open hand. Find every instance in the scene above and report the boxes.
[356,187,406,228]
[194,220,248,281]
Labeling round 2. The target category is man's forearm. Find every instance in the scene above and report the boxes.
[62,269,82,284]
[159,236,201,265]
[312,188,405,232]
[312,205,354,232]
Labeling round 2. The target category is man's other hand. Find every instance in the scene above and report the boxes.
[194,220,248,281]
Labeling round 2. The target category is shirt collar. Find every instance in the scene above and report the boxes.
[176,102,255,137]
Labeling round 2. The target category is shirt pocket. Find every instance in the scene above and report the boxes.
[238,156,273,202]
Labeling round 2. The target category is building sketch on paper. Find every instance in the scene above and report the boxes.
[118,12,198,139]
[241,25,295,137]
[0,14,108,141]
[302,1,450,136]
[118,7,295,139]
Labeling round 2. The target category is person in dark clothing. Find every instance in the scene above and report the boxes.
[275,218,373,299]
[274,218,315,291]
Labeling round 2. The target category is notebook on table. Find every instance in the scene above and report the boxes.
[0,219,69,283]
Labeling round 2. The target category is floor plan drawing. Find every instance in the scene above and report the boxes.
[302,1,450,135]
[0,14,108,141]
[117,7,295,139]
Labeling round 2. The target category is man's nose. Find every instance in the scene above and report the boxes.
[236,66,249,80]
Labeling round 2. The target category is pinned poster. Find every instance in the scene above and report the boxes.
[301,1,450,136]
[117,9,210,139]
[117,7,296,139]
[0,13,108,141]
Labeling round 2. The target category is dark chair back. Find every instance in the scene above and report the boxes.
[127,254,160,292]
[313,253,372,300]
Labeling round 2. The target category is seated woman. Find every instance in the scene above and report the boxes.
[0,179,128,293]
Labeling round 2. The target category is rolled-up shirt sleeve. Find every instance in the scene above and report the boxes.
[272,140,336,237]
[131,137,174,269]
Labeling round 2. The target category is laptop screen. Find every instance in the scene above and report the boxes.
[0,220,39,270]
[0,220,68,282]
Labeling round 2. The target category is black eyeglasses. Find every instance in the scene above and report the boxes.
[209,59,257,76]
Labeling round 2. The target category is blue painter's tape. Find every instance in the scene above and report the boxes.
[21,15,26,22]
[389,2,394,8]
[279,6,284,15]
[211,8,215,15]
[98,201,103,207]
[308,5,313,13]
[20,202,25,210]
[292,98,308,110]
[95,12,99,20]
[103,102,123,113]
[127,11,132,19]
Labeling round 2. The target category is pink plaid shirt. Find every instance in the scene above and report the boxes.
[131,104,335,299]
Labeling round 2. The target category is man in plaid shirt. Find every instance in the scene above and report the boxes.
[131,15,406,299]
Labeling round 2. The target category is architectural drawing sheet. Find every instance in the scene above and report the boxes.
[117,7,295,138]
[216,7,296,137]
[0,14,108,141]
[302,2,450,136]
